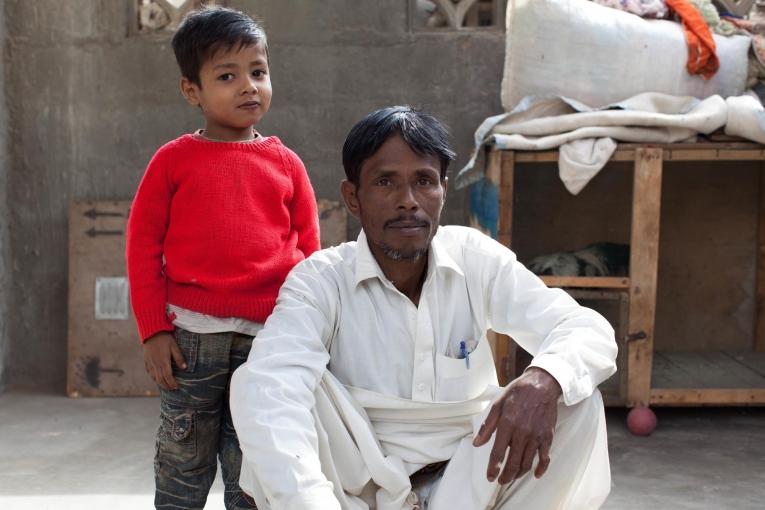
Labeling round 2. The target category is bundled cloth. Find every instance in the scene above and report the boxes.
[666,0,719,78]
[689,0,741,36]
[724,11,765,89]
[455,92,765,196]
[591,0,668,17]
[591,0,743,35]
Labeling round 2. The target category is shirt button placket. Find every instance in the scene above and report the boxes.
[412,299,435,401]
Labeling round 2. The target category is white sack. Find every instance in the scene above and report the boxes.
[502,0,751,111]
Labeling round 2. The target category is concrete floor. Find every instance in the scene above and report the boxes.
[1,391,763,510]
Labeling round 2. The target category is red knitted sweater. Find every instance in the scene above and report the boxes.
[126,134,320,341]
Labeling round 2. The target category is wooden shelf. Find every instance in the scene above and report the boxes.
[540,276,630,289]
[488,142,765,412]
[650,388,765,406]
[512,142,765,164]
[649,351,765,405]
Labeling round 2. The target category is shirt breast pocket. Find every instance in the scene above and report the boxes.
[434,334,496,402]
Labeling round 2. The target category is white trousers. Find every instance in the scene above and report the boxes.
[242,375,610,510]
[489,390,610,509]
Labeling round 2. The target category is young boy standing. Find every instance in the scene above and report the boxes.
[126,7,320,509]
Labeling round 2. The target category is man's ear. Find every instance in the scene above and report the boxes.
[340,180,361,219]
[180,77,201,107]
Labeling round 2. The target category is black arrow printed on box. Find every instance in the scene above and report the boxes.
[83,208,124,219]
[85,228,123,237]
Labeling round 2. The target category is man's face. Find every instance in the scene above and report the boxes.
[342,135,447,262]
[181,42,272,141]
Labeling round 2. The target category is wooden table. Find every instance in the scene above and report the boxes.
[486,142,765,414]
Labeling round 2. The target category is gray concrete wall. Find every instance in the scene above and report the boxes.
[4,0,504,390]
[0,0,9,392]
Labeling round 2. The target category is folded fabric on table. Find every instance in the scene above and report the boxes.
[456,93,728,195]
[458,92,765,239]
[456,91,765,200]
[725,93,765,144]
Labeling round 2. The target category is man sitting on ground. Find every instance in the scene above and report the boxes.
[230,106,618,510]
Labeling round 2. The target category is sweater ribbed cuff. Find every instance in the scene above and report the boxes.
[134,309,175,343]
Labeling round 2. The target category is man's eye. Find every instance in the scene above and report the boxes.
[417,178,434,186]
[218,73,234,81]
[375,178,391,186]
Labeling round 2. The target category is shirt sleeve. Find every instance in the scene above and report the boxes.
[125,146,175,342]
[230,259,341,510]
[285,149,321,257]
[468,232,618,406]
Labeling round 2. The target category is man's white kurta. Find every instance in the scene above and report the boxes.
[230,226,617,509]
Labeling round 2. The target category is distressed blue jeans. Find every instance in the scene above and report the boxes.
[154,328,257,510]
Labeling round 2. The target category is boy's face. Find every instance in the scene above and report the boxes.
[180,41,271,142]
[341,135,447,263]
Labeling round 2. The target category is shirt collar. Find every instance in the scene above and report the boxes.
[354,230,384,285]
[429,229,465,277]
[354,228,464,287]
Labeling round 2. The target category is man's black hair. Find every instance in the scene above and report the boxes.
[172,7,267,87]
[342,106,456,187]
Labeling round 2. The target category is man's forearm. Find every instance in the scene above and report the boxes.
[489,253,617,405]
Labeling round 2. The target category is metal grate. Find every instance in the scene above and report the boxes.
[94,277,130,321]
[135,0,227,33]
[411,0,505,30]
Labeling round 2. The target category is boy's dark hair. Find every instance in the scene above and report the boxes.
[342,106,456,187]
[172,7,267,87]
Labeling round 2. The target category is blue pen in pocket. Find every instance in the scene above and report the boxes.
[459,340,470,369]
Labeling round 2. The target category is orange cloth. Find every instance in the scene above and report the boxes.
[666,0,719,79]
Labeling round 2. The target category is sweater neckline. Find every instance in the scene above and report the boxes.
[184,132,279,151]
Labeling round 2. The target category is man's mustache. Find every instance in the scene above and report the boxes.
[384,216,430,229]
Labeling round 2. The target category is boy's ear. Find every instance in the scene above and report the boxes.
[179,77,201,106]
[340,180,361,219]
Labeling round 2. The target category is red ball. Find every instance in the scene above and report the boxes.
[627,406,657,436]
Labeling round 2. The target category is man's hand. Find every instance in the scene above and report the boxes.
[143,331,186,391]
[472,367,562,484]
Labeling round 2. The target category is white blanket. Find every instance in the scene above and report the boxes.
[456,92,765,195]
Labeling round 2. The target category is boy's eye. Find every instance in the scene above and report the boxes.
[218,73,234,81]
[252,69,267,78]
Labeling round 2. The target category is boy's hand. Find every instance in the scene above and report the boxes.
[143,332,186,391]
